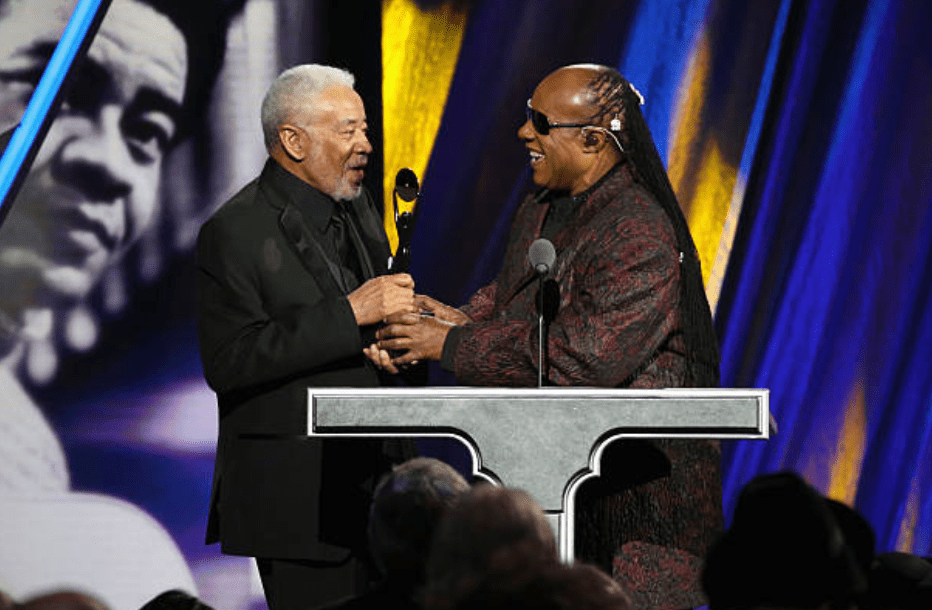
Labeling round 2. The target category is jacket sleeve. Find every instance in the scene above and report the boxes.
[459,280,499,322]
[195,213,362,395]
[450,209,681,388]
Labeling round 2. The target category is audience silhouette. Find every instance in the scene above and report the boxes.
[6,463,928,610]
[320,457,471,610]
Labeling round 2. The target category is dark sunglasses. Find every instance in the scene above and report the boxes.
[525,99,590,135]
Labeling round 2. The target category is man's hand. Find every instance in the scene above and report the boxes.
[347,274,415,326]
[376,314,454,364]
[416,294,471,325]
[363,344,402,374]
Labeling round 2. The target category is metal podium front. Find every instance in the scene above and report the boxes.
[308,387,769,562]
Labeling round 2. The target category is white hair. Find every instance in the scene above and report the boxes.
[260,64,355,152]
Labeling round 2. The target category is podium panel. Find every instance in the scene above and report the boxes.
[308,387,768,561]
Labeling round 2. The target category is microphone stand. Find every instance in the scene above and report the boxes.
[529,238,556,387]
[537,273,546,388]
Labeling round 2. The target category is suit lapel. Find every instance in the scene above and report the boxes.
[260,158,389,292]
[501,197,549,305]
[343,200,376,281]
[278,203,347,294]
[349,194,390,277]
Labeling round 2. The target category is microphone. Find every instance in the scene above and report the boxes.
[528,238,556,274]
[389,168,419,273]
[528,238,557,387]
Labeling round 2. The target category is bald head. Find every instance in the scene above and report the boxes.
[539,64,613,125]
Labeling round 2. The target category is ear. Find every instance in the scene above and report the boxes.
[278,124,307,161]
[581,127,607,153]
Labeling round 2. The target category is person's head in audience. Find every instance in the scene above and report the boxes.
[137,589,213,610]
[702,471,866,610]
[861,551,932,610]
[433,560,633,610]
[424,484,558,610]
[18,590,109,610]
[0,0,240,380]
[367,457,471,594]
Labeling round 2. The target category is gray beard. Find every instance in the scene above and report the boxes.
[331,179,362,201]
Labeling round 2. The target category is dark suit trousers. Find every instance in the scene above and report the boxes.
[256,556,371,610]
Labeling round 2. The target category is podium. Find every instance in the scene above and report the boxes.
[308,387,769,561]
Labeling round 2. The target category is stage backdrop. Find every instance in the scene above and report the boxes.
[1,1,929,609]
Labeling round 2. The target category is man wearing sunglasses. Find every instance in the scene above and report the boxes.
[376,64,722,610]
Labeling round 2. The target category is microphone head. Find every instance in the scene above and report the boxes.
[394,168,419,202]
[528,238,556,274]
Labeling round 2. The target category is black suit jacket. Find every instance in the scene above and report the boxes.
[195,158,406,561]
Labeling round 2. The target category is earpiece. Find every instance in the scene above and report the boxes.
[582,126,625,154]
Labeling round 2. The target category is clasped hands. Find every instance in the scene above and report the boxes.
[361,290,470,374]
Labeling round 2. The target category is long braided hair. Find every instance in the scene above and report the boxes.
[585,68,721,386]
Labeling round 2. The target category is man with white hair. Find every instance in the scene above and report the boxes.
[195,64,417,610]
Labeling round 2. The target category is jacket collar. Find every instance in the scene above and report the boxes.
[260,157,335,232]
[501,162,636,305]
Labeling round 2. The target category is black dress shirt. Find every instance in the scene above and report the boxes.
[270,161,368,293]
